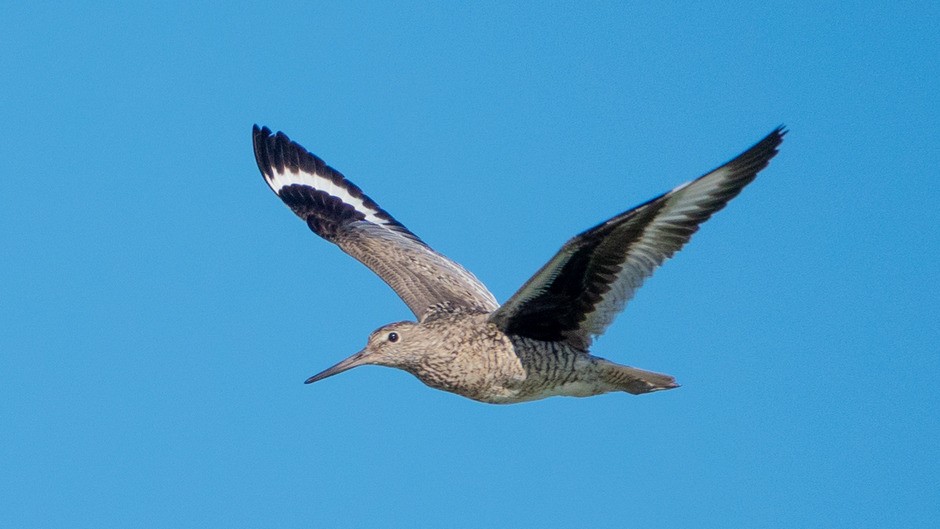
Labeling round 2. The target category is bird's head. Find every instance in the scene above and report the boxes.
[304,321,421,384]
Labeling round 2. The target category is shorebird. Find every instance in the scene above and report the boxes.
[252,125,784,403]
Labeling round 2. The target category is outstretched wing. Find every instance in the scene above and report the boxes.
[253,125,498,319]
[489,127,785,349]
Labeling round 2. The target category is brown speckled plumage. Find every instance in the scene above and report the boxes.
[252,125,784,404]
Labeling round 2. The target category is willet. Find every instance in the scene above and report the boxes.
[252,125,784,403]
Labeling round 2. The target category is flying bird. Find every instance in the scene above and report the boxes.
[252,125,784,403]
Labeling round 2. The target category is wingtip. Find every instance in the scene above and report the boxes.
[768,125,788,148]
[731,125,786,170]
[252,124,273,138]
[252,125,277,179]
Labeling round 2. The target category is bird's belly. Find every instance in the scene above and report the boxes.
[482,379,607,404]
[458,361,607,404]
[474,350,613,403]
[404,323,605,404]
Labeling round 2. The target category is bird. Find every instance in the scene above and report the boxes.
[252,125,785,404]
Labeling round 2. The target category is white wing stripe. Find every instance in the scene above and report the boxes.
[263,165,388,226]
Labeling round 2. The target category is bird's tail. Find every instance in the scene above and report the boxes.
[600,360,679,395]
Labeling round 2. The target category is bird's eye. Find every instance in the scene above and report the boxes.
[387,332,399,343]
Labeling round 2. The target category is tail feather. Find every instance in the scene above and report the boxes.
[602,362,679,395]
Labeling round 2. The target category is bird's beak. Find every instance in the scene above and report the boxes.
[304,349,370,384]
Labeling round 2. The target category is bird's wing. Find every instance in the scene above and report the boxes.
[253,126,498,319]
[489,127,785,349]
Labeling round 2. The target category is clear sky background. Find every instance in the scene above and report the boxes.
[2,2,937,528]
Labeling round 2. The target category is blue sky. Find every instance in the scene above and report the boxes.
[1,2,937,528]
